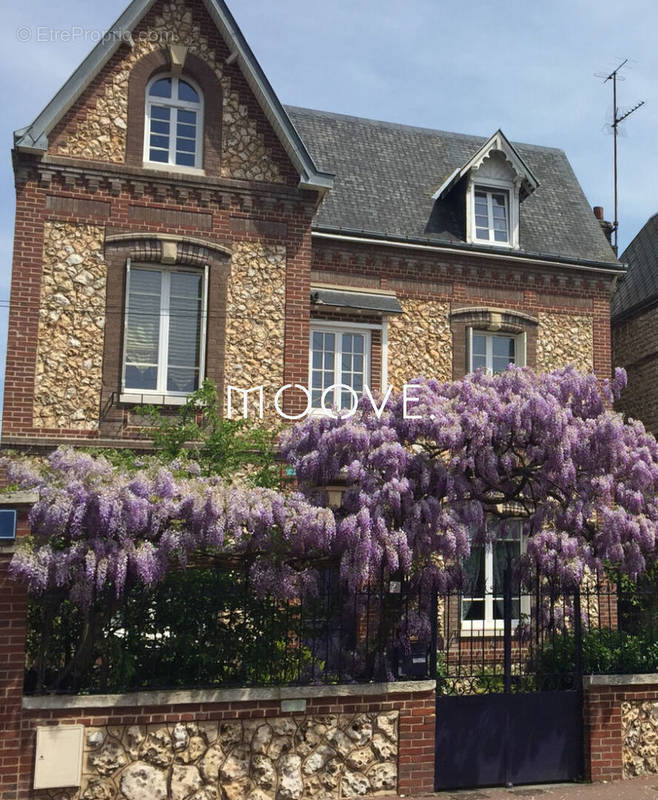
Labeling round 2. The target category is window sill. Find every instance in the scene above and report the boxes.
[141,162,206,178]
[467,239,519,251]
[459,624,521,638]
[119,392,189,406]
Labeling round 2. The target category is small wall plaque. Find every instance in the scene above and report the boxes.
[281,698,307,713]
[0,510,16,541]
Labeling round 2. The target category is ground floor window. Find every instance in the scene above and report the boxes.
[461,518,528,630]
[309,325,371,411]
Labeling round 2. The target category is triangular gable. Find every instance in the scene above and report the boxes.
[432,129,539,202]
[13,0,333,193]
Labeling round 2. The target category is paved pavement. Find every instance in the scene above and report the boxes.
[378,777,658,799]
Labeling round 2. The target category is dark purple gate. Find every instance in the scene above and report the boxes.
[434,569,584,790]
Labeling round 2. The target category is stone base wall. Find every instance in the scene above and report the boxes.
[584,676,658,782]
[11,684,435,800]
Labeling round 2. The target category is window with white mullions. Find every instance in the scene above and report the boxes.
[474,188,509,243]
[310,331,336,408]
[124,266,204,396]
[145,75,203,168]
[310,327,369,411]
[340,333,365,409]
[461,519,529,629]
[471,331,517,374]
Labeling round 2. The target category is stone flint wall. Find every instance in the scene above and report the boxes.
[33,223,106,431]
[223,243,286,421]
[537,312,594,373]
[16,683,436,800]
[50,712,397,800]
[387,299,452,387]
[623,699,658,777]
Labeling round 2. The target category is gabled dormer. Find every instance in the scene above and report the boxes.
[432,130,539,250]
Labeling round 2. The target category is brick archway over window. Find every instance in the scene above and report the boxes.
[126,49,223,173]
[99,234,231,439]
[450,306,538,379]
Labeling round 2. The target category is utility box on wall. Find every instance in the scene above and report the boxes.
[33,725,84,790]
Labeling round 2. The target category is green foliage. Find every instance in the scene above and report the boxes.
[25,568,320,694]
[94,380,281,487]
[535,628,658,686]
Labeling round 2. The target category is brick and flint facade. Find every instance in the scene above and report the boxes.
[0,0,626,796]
[3,0,620,450]
[612,215,658,435]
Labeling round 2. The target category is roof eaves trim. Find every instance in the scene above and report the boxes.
[312,228,625,275]
[201,0,333,191]
[433,129,540,202]
[14,0,157,150]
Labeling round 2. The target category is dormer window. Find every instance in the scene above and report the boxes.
[432,130,539,253]
[474,188,509,244]
[144,74,203,169]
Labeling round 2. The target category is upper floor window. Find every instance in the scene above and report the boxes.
[474,188,509,244]
[310,325,370,412]
[145,75,203,168]
[123,263,207,399]
[471,330,519,374]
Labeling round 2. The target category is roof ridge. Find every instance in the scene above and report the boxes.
[284,105,564,154]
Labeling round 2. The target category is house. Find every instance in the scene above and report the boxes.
[2,0,622,636]
[0,0,632,795]
[4,0,621,451]
[612,215,658,433]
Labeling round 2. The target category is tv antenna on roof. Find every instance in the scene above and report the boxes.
[598,58,645,253]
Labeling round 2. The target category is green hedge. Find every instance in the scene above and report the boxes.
[536,627,658,685]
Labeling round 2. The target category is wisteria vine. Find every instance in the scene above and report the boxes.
[7,449,335,607]
[281,365,658,592]
[7,366,658,609]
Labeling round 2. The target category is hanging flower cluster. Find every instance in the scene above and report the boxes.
[281,365,658,591]
[7,448,335,607]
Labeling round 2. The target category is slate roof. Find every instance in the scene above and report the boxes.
[285,106,619,268]
[612,215,658,320]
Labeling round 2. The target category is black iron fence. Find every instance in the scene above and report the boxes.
[436,571,658,695]
[24,566,432,695]
[23,565,658,696]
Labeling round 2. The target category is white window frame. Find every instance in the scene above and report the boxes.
[143,74,204,172]
[120,259,208,405]
[466,177,521,249]
[474,188,509,244]
[468,328,526,374]
[461,519,530,634]
[309,321,379,413]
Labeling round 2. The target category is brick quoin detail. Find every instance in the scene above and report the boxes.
[0,517,29,800]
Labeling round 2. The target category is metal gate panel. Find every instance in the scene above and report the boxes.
[435,690,583,790]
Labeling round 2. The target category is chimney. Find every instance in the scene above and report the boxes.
[593,206,614,246]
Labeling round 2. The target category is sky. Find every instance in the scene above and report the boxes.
[0,0,657,419]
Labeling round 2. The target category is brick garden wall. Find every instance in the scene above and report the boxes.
[6,682,436,799]
[0,504,435,800]
[583,676,658,782]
